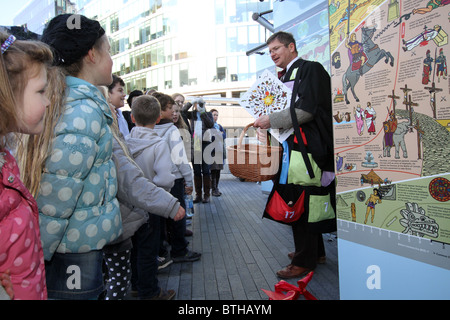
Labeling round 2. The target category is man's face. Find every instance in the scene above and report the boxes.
[268,38,296,69]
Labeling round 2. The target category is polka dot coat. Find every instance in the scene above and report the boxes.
[37,76,122,261]
[0,150,47,300]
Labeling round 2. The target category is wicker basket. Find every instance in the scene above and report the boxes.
[227,122,282,182]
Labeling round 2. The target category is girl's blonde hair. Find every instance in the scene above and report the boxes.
[97,85,138,166]
[16,66,66,196]
[0,32,53,149]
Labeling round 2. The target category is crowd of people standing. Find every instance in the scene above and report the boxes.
[0,11,334,301]
[0,14,226,300]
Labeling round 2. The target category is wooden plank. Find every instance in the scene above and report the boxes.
[131,174,340,300]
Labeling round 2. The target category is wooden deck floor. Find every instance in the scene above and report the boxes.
[156,174,340,300]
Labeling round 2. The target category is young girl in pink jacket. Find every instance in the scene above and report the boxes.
[0,32,53,300]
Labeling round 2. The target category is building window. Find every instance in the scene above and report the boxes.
[179,66,188,87]
[110,14,119,33]
[215,0,225,24]
[215,57,227,82]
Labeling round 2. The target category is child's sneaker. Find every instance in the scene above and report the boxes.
[157,253,173,270]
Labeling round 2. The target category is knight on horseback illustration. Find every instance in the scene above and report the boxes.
[343,26,395,104]
[345,32,367,75]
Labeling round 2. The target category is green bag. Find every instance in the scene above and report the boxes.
[307,193,335,224]
[276,58,336,233]
[287,150,322,187]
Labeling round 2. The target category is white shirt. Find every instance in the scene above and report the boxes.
[116,108,130,137]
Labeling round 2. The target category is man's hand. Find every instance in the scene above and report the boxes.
[254,115,271,129]
[192,97,206,113]
[255,128,268,144]
[197,105,206,113]
[254,115,271,144]
[173,206,186,221]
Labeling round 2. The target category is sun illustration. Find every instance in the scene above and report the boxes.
[263,91,274,106]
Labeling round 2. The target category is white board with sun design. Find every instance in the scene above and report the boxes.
[240,69,293,143]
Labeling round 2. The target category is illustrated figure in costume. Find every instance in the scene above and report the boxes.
[422,50,433,84]
[364,188,382,224]
[383,110,398,149]
[336,153,344,172]
[413,0,449,14]
[402,25,442,51]
[364,102,376,135]
[345,32,367,74]
[436,48,447,82]
[329,0,340,15]
[354,104,364,135]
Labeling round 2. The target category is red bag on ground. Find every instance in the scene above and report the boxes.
[262,271,317,300]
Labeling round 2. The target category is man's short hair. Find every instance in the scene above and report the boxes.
[266,31,298,53]
[131,95,161,126]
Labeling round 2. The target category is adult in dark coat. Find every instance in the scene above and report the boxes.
[181,98,215,203]
[254,31,335,279]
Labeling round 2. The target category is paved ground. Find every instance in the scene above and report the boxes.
[156,174,340,300]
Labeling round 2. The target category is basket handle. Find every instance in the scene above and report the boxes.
[237,122,269,150]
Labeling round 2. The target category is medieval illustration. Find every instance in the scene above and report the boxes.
[331,0,449,245]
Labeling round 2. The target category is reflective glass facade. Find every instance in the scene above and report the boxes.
[13,0,76,35]
[75,0,273,96]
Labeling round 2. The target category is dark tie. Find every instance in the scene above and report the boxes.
[278,68,286,80]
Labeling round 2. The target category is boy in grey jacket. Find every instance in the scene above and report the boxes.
[126,97,176,192]
[102,132,184,300]
[125,95,177,300]
[153,92,201,264]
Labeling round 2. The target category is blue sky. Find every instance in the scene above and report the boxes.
[0,0,31,26]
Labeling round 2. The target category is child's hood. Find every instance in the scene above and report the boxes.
[153,121,175,137]
[126,126,163,158]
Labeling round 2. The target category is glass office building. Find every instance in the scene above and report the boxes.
[74,0,273,99]
[13,0,76,35]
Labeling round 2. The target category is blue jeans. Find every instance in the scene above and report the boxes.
[131,214,160,299]
[45,251,104,300]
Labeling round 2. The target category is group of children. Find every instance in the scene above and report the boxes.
[0,13,224,300]
[100,89,195,300]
